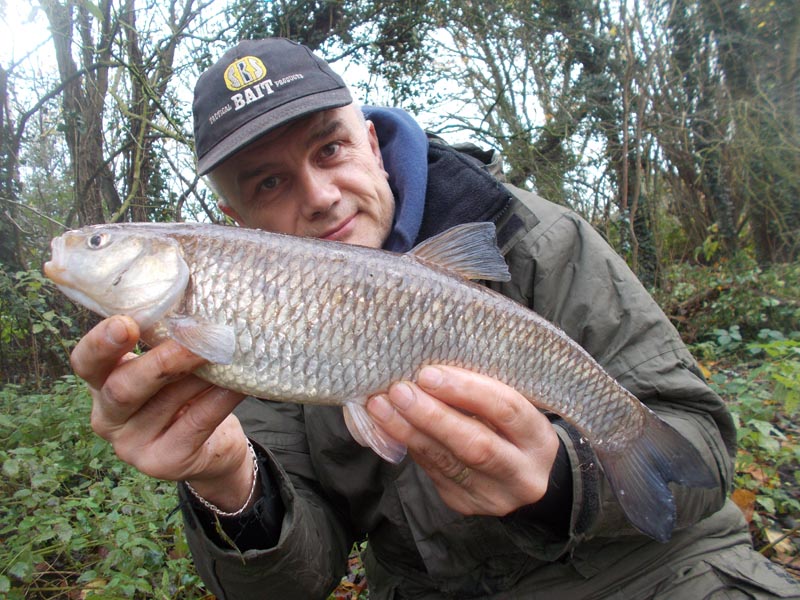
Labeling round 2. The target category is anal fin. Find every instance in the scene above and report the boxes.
[343,402,406,464]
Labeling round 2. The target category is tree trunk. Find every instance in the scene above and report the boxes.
[42,0,121,226]
[0,64,23,270]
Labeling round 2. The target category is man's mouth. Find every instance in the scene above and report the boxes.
[320,215,356,241]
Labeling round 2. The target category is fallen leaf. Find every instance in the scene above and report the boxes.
[739,463,770,485]
[81,579,108,600]
[764,528,796,555]
[731,488,757,523]
[771,551,798,566]
[697,362,713,380]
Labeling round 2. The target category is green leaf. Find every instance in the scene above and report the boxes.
[8,559,33,581]
[711,373,728,385]
[111,485,131,502]
[757,495,776,514]
[116,528,131,546]
[757,434,780,454]
[55,522,74,544]
[0,575,9,593]
[751,419,782,439]
[31,472,56,488]
[758,329,785,341]
[3,458,20,478]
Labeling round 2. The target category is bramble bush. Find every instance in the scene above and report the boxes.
[699,332,800,529]
[0,377,209,599]
[0,377,368,599]
[0,267,87,388]
[657,256,800,343]
[670,258,800,568]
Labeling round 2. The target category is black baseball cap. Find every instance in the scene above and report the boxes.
[193,38,353,175]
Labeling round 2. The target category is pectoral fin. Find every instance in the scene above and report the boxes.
[343,402,407,464]
[166,316,236,365]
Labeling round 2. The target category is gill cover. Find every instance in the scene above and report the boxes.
[46,227,190,331]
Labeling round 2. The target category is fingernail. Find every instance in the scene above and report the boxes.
[390,382,415,410]
[106,317,130,345]
[367,395,393,422]
[418,366,443,390]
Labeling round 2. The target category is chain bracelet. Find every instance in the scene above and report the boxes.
[185,439,259,518]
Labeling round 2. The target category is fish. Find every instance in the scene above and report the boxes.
[44,221,716,542]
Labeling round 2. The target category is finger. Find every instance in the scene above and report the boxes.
[409,440,474,482]
[369,387,550,516]
[114,386,246,481]
[104,374,214,438]
[383,381,512,472]
[95,339,208,427]
[71,316,140,389]
[164,385,246,448]
[417,366,553,451]
[367,394,478,482]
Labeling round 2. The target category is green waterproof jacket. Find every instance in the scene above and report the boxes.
[179,147,800,599]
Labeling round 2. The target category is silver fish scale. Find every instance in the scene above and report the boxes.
[162,229,644,453]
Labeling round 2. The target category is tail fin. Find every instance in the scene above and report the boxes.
[596,412,718,543]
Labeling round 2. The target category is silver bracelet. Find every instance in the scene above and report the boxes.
[185,439,259,518]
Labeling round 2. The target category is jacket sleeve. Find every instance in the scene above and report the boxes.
[181,398,354,600]
[496,191,736,549]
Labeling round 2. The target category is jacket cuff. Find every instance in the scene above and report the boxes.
[500,420,600,560]
[180,440,284,551]
[180,442,346,599]
[556,419,601,538]
[500,433,572,535]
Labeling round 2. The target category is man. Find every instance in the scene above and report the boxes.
[71,38,799,599]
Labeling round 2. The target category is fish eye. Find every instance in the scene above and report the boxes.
[87,233,110,249]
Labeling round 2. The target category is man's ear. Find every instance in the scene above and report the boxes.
[365,120,387,173]
[218,201,246,226]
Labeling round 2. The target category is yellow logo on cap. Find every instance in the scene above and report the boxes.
[224,56,267,91]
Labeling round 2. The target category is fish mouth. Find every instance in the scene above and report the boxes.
[43,261,67,284]
[43,237,68,285]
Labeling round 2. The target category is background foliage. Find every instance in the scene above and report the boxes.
[1,0,798,596]
[1,377,206,599]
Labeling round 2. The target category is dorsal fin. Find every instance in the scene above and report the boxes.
[409,222,511,282]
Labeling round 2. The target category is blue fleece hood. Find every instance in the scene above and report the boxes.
[361,106,429,253]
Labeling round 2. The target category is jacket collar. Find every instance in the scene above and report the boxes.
[363,106,511,253]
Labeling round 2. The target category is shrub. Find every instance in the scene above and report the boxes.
[656,256,800,343]
[0,377,208,599]
[0,268,87,388]
[0,377,368,599]
[698,331,800,539]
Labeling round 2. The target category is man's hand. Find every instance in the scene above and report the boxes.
[366,366,560,516]
[71,315,252,512]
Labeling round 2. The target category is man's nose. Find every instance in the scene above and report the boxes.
[298,168,341,218]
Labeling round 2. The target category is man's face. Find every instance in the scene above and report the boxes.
[209,105,395,249]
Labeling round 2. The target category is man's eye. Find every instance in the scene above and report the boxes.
[320,142,341,159]
[258,176,280,191]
